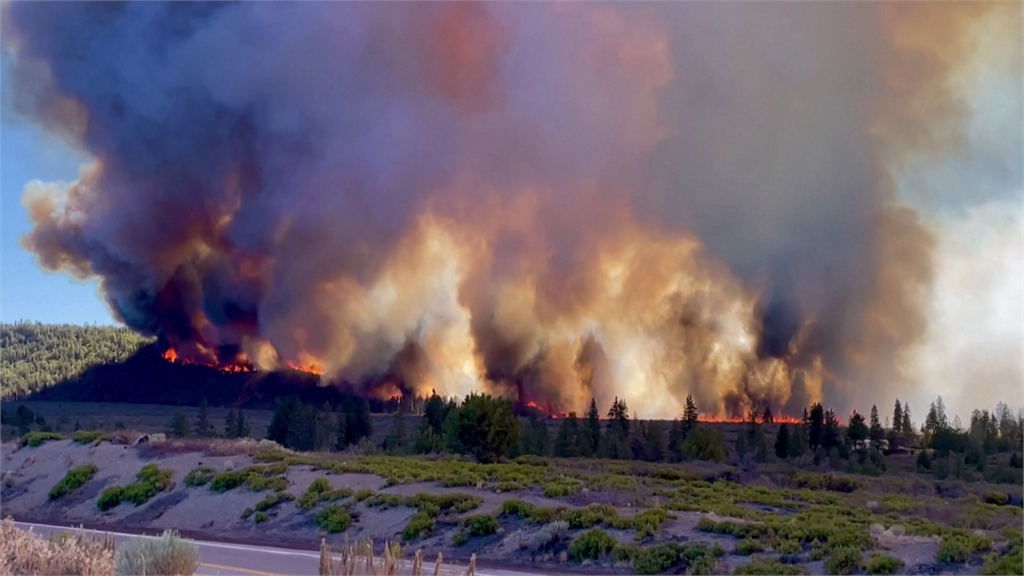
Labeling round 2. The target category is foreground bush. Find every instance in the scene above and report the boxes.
[937,534,991,563]
[114,530,199,576]
[867,554,905,575]
[73,431,106,445]
[826,546,863,575]
[20,432,62,447]
[632,542,716,575]
[466,515,499,536]
[733,559,807,575]
[97,464,174,511]
[315,505,352,534]
[0,518,114,575]
[568,529,617,561]
[183,466,215,487]
[49,464,99,500]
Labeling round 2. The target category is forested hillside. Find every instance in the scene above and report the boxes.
[0,322,150,399]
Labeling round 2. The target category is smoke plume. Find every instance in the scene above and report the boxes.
[3,2,1018,418]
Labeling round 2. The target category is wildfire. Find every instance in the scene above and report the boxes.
[286,361,324,376]
[699,414,803,425]
[161,346,255,373]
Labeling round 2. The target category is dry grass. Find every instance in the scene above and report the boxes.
[318,539,476,576]
[113,529,199,576]
[0,518,114,576]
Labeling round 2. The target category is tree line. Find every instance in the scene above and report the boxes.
[0,322,149,399]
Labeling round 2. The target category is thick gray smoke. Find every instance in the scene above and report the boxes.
[3,2,1016,417]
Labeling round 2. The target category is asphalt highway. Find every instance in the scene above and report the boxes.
[13,521,544,576]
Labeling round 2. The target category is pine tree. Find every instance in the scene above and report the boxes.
[774,423,790,459]
[313,402,334,452]
[382,409,407,453]
[869,405,884,446]
[762,406,774,424]
[901,402,912,439]
[554,414,577,458]
[73,420,82,432]
[682,395,699,437]
[787,421,806,458]
[195,397,213,437]
[848,410,868,444]
[667,419,684,462]
[822,409,840,450]
[168,411,192,438]
[225,410,238,439]
[585,398,601,457]
[629,415,647,460]
[808,404,825,450]
[645,420,666,462]
[893,399,903,432]
[236,409,250,438]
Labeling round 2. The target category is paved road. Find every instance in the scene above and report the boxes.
[13,521,543,576]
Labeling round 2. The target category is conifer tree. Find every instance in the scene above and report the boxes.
[225,410,238,439]
[774,423,790,459]
[195,397,213,437]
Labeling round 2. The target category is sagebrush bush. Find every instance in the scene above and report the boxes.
[499,498,536,518]
[0,518,114,576]
[21,432,62,447]
[73,430,106,445]
[315,505,352,534]
[353,489,374,501]
[49,464,98,500]
[184,466,215,487]
[568,529,616,561]
[826,546,863,575]
[867,553,905,575]
[96,464,173,511]
[255,491,295,512]
[776,539,803,555]
[937,534,991,563]
[466,514,499,536]
[403,512,435,541]
[452,531,468,546]
[114,530,199,576]
[733,559,807,575]
[735,539,764,556]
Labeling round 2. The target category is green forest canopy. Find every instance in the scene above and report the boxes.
[0,322,151,399]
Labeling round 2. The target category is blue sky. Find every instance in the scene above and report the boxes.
[1,55,113,325]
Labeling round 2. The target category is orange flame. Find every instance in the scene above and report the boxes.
[286,361,324,375]
[161,346,254,373]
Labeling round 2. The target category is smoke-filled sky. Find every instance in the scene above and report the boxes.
[1,2,1020,420]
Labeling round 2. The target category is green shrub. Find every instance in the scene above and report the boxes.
[543,479,582,498]
[354,489,374,502]
[826,547,863,575]
[867,554,904,575]
[712,543,726,558]
[73,430,106,444]
[466,515,499,537]
[733,559,807,575]
[403,512,435,541]
[255,492,295,512]
[452,531,468,546]
[566,504,618,529]
[695,517,719,533]
[495,481,526,492]
[776,540,803,555]
[114,530,199,576]
[20,431,62,447]
[184,466,215,487]
[526,506,561,525]
[632,508,670,539]
[368,494,403,508]
[98,487,124,511]
[210,471,247,493]
[611,544,640,562]
[568,529,616,561]
[499,498,536,518]
[982,491,1010,506]
[244,474,288,492]
[48,464,98,500]
[735,539,764,556]
[631,543,715,575]
[442,472,482,487]
[315,505,352,533]
[241,507,254,519]
[255,512,268,523]
[937,534,991,563]
[980,543,1023,576]
[97,464,173,510]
